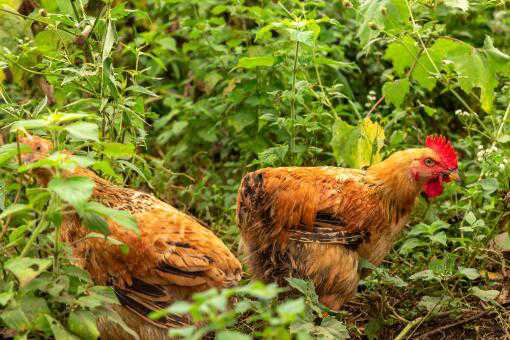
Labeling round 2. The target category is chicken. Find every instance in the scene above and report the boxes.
[236,135,459,310]
[19,135,242,340]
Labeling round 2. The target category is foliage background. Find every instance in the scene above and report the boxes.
[0,0,509,339]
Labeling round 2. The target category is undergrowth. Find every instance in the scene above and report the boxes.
[0,0,509,339]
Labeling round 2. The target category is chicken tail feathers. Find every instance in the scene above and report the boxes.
[114,286,190,329]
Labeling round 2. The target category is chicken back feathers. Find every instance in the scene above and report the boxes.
[236,166,418,310]
[59,167,242,333]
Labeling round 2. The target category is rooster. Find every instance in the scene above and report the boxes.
[19,135,242,340]
[236,135,459,310]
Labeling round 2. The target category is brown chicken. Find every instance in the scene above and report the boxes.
[237,135,459,310]
[20,135,242,340]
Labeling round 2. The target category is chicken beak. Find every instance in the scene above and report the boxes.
[448,170,461,184]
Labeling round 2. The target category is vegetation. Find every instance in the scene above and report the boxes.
[0,0,509,338]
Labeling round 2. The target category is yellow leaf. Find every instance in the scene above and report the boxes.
[355,117,385,168]
[0,70,4,83]
[0,0,22,10]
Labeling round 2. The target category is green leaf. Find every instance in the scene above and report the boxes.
[0,291,13,306]
[459,267,480,280]
[48,176,94,208]
[0,203,31,219]
[469,287,499,301]
[0,143,30,167]
[46,315,80,340]
[11,119,48,131]
[287,29,316,47]
[409,269,437,281]
[358,0,410,46]
[80,211,111,236]
[417,295,446,313]
[399,238,428,255]
[84,202,139,236]
[68,311,100,340]
[429,231,447,246]
[330,117,385,168]
[384,36,420,76]
[276,298,305,323]
[382,78,410,107]
[65,122,99,142]
[4,257,52,287]
[102,143,135,159]
[258,145,288,166]
[55,0,74,15]
[444,0,469,11]
[216,330,252,340]
[479,178,499,194]
[102,20,115,61]
[236,56,275,69]
[1,308,30,332]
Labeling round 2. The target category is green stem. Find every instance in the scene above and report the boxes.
[20,218,47,258]
[290,41,300,161]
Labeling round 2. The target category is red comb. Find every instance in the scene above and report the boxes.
[425,135,458,169]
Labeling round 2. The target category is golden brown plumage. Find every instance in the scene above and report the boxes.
[20,136,242,339]
[237,139,460,310]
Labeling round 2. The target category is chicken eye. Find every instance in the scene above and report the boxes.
[34,145,42,152]
[424,158,436,167]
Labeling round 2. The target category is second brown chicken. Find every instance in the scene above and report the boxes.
[20,135,242,340]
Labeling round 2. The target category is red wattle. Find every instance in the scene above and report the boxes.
[423,178,443,197]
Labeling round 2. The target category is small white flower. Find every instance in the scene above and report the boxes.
[499,164,506,171]
[369,90,376,96]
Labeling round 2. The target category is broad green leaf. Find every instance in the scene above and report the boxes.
[287,29,316,47]
[84,201,139,236]
[236,56,275,69]
[412,38,497,112]
[55,0,74,15]
[330,119,358,167]
[331,117,385,169]
[4,257,52,287]
[45,315,80,340]
[358,0,410,45]
[469,287,499,301]
[258,145,288,165]
[444,0,469,11]
[102,143,135,159]
[11,119,48,131]
[0,143,32,166]
[0,308,30,332]
[102,20,115,61]
[399,238,428,255]
[464,211,477,225]
[48,176,94,208]
[65,122,99,142]
[479,178,499,194]
[409,269,437,281]
[459,267,480,280]
[18,296,51,333]
[382,78,410,107]
[429,231,447,246]
[276,298,305,323]
[228,112,256,133]
[417,295,445,312]
[0,203,31,219]
[48,113,91,124]
[384,36,420,76]
[484,36,510,76]
[411,38,455,90]
[0,291,13,306]
[80,211,111,236]
[217,331,252,340]
[358,117,385,167]
[68,311,100,340]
